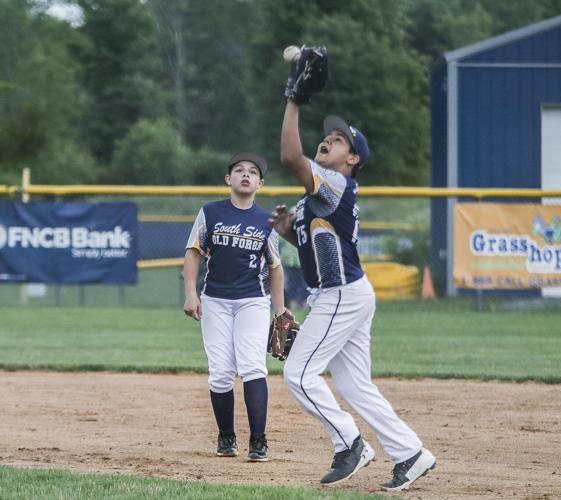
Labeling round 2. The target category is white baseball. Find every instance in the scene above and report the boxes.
[283,45,301,63]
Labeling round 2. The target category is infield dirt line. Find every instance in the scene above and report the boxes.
[1,371,560,499]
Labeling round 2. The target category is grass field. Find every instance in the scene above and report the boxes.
[0,466,384,500]
[1,299,560,499]
[0,267,185,308]
[1,300,560,381]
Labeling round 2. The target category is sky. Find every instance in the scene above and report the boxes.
[45,1,83,26]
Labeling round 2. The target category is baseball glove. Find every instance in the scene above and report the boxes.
[267,309,300,361]
[284,46,328,105]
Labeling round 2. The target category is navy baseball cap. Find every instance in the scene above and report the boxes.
[227,152,268,178]
[323,115,370,169]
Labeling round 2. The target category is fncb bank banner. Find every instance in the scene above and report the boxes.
[0,202,137,284]
[454,203,561,289]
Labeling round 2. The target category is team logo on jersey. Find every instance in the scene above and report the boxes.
[212,222,265,251]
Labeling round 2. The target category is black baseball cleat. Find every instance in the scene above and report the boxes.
[380,447,436,491]
[320,435,375,486]
[216,431,238,457]
[247,433,269,462]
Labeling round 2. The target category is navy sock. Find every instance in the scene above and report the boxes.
[243,377,268,435]
[210,389,234,434]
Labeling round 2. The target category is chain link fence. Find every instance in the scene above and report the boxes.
[0,188,430,307]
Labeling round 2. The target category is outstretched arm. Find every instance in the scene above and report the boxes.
[280,101,314,192]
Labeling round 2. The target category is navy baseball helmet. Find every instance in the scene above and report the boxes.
[323,115,370,169]
[228,152,268,178]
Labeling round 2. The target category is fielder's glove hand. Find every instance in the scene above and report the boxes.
[267,309,300,361]
[284,46,328,105]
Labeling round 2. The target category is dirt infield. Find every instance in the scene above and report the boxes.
[1,372,560,499]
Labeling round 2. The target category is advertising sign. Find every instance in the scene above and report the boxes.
[454,203,561,289]
[0,202,137,284]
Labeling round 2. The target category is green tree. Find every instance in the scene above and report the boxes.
[0,1,94,184]
[544,0,561,19]
[183,147,231,185]
[30,138,100,184]
[480,0,553,34]
[76,0,168,165]
[405,0,493,63]
[149,0,254,152]
[111,117,231,185]
[0,1,39,182]
[248,0,429,185]
[245,0,312,184]
[110,118,189,185]
[405,0,561,64]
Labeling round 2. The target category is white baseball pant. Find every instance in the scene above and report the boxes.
[201,294,271,393]
[283,275,422,462]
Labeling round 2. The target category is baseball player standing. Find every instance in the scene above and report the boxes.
[183,152,286,462]
[269,98,436,490]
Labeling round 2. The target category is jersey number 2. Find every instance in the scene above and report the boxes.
[249,254,257,268]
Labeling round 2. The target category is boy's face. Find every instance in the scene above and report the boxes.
[314,130,358,172]
[225,161,264,194]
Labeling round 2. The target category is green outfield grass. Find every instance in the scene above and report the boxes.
[0,466,387,500]
[0,267,185,308]
[1,300,560,381]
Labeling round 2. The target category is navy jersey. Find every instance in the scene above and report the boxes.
[186,199,280,299]
[293,160,364,288]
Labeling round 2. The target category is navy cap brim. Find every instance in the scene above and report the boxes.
[323,115,370,169]
[227,152,268,177]
[323,115,355,149]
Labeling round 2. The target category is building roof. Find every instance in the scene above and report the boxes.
[445,15,561,63]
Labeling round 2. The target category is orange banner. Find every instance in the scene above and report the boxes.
[454,203,561,289]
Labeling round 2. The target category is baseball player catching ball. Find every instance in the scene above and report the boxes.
[269,46,436,491]
[183,152,287,462]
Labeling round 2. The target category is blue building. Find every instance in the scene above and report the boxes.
[431,15,561,295]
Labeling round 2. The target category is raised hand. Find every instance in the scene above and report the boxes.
[268,205,297,245]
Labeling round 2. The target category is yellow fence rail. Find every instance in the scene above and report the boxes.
[357,186,561,198]
[24,185,303,197]
[0,185,18,196]
[2,182,560,199]
[138,258,183,269]
[136,213,419,231]
[4,166,561,198]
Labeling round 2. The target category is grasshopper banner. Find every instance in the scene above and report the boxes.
[0,202,137,284]
[454,203,561,289]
